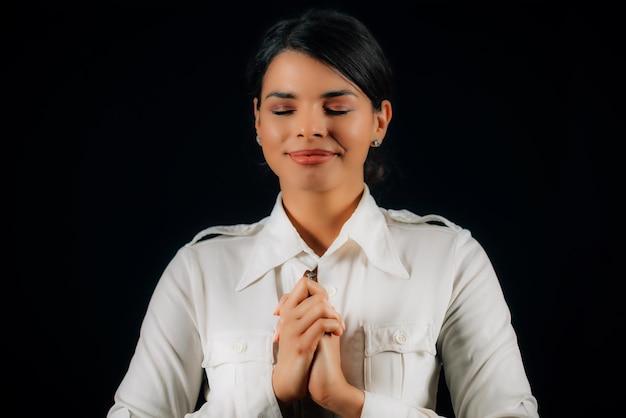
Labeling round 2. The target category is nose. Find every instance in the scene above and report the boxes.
[296,107,327,138]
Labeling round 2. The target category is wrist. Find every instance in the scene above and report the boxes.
[319,381,364,418]
[272,363,310,406]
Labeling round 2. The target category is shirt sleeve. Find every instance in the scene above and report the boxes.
[360,228,539,418]
[438,229,539,417]
[106,248,283,418]
[360,391,441,417]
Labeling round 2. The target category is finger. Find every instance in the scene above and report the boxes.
[273,293,291,315]
[301,318,346,346]
[300,274,329,298]
[280,318,342,351]
[275,274,329,314]
[287,297,343,335]
[274,296,343,343]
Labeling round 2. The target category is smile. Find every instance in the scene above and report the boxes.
[287,149,337,165]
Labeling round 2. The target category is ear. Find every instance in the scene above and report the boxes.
[373,99,392,143]
[253,97,260,132]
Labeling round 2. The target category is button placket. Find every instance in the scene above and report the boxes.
[325,285,337,297]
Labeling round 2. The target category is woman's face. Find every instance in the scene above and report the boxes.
[254,50,391,195]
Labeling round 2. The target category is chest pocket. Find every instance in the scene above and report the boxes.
[203,332,275,388]
[364,322,440,406]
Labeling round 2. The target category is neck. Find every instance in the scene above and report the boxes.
[281,184,365,256]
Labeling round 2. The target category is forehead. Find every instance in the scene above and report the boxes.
[262,50,359,94]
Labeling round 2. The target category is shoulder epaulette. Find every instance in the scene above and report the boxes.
[383,209,462,232]
[186,219,267,247]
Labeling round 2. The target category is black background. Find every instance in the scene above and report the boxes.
[8,3,622,417]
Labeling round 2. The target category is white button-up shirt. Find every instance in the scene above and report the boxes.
[107,185,539,418]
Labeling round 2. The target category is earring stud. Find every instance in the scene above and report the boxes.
[372,139,381,147]
[256,135,262,145]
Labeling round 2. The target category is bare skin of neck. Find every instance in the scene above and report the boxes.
[281,186,364,257]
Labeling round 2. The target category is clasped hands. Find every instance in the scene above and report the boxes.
[272,272,363,416]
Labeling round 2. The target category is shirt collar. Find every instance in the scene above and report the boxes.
[236,184,409,291]
[340,185,410,279]
[236,193,306,291]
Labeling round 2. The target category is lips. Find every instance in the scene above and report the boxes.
[287,149,337,165]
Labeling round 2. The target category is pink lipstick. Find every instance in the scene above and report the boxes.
[288,149,336,165]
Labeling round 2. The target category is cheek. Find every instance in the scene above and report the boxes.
[258,121,289,145]
[260,147,281,176]
[335,113,376,139]
[336,123,373,153]
[259,135,284,171]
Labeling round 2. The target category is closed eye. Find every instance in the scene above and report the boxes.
[271,110,295,116]
[325,109,350,115]
[271,109,349,116]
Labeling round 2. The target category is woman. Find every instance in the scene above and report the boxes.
[107,8,539,417]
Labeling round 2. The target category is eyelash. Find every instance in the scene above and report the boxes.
[271,109,349,116]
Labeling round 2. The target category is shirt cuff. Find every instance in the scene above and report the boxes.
[360,391,441,418]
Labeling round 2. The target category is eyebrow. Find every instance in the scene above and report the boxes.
[264,89,357,100]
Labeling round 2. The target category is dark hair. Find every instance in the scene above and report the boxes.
[246,8,394,186]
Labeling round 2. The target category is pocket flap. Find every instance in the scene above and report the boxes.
[364,322,435,357]
[203,332,274,367]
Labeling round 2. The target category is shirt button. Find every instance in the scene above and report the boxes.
[232,341,246,354]
[326,286,337,297]
[394,331,408,345]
